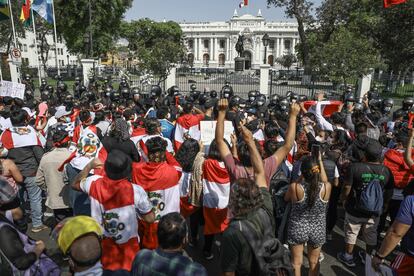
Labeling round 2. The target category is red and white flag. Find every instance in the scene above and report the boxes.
[132,161,181,249]
[202,159,231,235]
[384,0,407,8]
[137,135,174,161]
[0,126,44,149]
[174,114,204,150]
[239,0,249,8]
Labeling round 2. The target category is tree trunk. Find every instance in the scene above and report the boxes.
[296,18,311,75]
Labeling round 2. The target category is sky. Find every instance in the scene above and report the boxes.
[125,0,322,23]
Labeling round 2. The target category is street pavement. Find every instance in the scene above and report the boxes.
[24,206,391,276]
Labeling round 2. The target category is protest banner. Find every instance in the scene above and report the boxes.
[0,80,25,99]
[200,121,234,146]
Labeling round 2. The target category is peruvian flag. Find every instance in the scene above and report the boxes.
[239,0,248,8]
[137,135,174,162]
[174,114,204,150]
[0,126,44,150]
[202,159,231,235]
[384,0,407,8]
[132,161,181,249]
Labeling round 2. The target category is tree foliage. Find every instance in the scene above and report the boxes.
[276,54,297,70]
[54,0,133,56]
[267,0,315,74]
[120,19,186,83]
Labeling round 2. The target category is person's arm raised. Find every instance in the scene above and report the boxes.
[404,129,414,168]
[215,99,231,160]
[239,125,266,188]
[273,102,300,167]
[71,158,103,191]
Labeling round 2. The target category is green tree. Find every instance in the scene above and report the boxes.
[54,0,133,56]
[267,0,316,74]
[276,54,297,70]
[120,19,186,84]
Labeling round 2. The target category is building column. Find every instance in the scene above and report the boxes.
[210,38,214,62]
[196,38,199,61]
[292,38,296,53]
[280,38,284,57]
[226,37,230,61]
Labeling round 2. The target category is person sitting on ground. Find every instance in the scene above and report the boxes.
[55,216,103,276]
[131,212,207,276]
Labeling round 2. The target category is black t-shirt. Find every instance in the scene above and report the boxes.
[345,162,394,218]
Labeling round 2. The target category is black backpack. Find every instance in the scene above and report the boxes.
[231,208,294,276]
[269,168,290,235]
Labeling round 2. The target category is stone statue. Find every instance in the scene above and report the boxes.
[235,35,244,57]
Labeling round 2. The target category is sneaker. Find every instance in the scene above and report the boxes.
[203,251,214,260]
[337,252,356,267]
[326,234,333,241]
[319,252,325,262]
[31,224,48,233]
[358,251,366,264]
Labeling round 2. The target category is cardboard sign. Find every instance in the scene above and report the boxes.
[200,120,235,146]
[0,80,26,99]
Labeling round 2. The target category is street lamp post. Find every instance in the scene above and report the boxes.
[262,33,270,65]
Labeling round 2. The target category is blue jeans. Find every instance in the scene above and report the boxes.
[19,176,43,227]
[65,163,91,216]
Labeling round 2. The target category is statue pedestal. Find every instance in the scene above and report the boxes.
[234,57,245,72]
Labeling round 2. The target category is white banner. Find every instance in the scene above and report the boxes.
[200,120,234,146]
[0,80,26,99]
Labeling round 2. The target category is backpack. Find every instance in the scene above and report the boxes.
[355,167,384,216]
[0,214,61,276]
[269,168,290,234]
[231,208,294,276]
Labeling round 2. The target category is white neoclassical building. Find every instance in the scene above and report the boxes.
[180,10,300,70]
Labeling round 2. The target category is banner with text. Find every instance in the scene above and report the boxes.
[0,81,26,99]
[200,121,235,146]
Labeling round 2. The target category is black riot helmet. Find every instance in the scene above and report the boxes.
[57,82,68,92]
[382,98,394,114]
[74,77,81,84]
[269,94,280,107]
[255,94,267,107]
[24,73,31,81]
[25,89,34,100]
[150,85,162,99]
[40,90,50,101]
[248,90,259,102]
[190,90,201,102]
[286,91,298,103]
[221,86,233,99]
[229,96,241,109]
[403,97,414,111]
[298,95,308,102]
[367,90,380,101]
[104,87,112,98]
[190,83,197,91]
[369,98,383,112]
[46,85,54,93]
[198,93,209,106]
[41,78,47,85]
[121,87,130,99]
[210,90,218,99]
[168,85,180,97]
[344,92,355,103]
[110,90,121,102]
[278,97,290,111]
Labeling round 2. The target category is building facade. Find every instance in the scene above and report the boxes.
[16,31,79,69]
[180,10,300,70]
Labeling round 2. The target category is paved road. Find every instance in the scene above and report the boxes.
[26,206,387,276]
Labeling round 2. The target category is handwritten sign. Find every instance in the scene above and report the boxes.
[0,81,26,99]
[200,121,234,146]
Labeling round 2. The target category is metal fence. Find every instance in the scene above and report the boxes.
[176,67,260,98]
[372,71,414,97]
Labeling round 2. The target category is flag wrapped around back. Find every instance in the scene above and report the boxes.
[20,0,31,26]
[384,0,407,8]
[202,159,231,235]
[174,114,204,150]
[0,126,44,150]
[0,0,10,21]
[32,0,53,24]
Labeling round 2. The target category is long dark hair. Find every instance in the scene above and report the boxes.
[330,129,351,152]
[300,156,321,208]
[175,139,200,172]
[208,139,229,161]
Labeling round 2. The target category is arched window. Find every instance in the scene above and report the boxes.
[218,54,225,67]
[203,54,210,66]
[268,55,274,66]
[188,53,194,67]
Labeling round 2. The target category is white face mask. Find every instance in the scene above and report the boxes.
[166,113,171,120]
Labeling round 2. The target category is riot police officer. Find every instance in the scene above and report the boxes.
[39,78,48,92]
[73,77,83,98]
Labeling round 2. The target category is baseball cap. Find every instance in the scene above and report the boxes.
[55,106,72,119]
[55,216,103,254]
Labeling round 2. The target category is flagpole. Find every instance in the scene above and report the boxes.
[30,7,42,86]
[7,0,17,47]
[51,0,60,76]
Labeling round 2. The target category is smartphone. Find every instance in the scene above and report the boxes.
[311,144,321,158]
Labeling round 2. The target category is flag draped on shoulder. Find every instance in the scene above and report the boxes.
[384,0,407,8]
[20,0,31,26]
[174,114,204,150]
[32,0,53,24]
[0,0,10,21]
[0,126,44,149]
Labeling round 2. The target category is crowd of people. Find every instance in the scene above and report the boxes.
[0,75,414,276]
